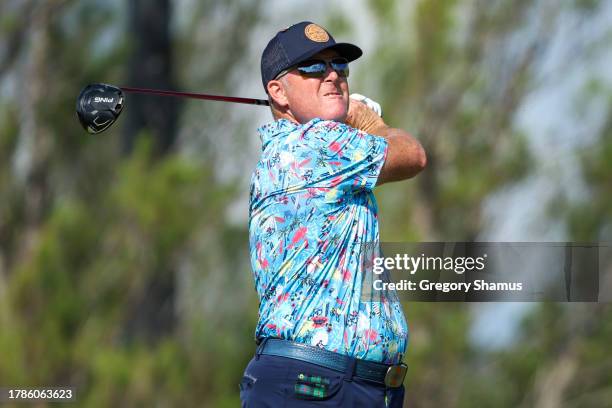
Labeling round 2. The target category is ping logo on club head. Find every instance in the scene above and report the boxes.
[94,96,114,103]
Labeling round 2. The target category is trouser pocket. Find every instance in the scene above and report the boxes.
[239,374,255,398]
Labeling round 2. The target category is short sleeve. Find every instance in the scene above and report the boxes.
[307,120,388,192]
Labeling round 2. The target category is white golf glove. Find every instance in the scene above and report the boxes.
[350,93,383,118]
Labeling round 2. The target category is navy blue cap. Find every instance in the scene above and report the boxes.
[261,21,362,91]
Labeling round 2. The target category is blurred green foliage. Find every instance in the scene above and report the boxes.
[1,141,257,406]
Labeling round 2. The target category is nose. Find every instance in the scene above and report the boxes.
[323,64,340,82]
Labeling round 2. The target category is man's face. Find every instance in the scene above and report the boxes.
[279,50,349,124]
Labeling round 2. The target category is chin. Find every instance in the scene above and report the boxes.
[320,103,348,122]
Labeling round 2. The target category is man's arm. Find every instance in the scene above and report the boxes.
[345,99,426,185]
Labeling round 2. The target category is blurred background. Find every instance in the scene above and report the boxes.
[1,0,611,406]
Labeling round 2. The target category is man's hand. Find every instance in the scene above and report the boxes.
[345,98,387,135]
[345,95,426,185]
[350,93,383,117]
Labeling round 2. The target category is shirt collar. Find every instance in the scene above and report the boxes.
[257,119,298,147]
[257,118,327,149]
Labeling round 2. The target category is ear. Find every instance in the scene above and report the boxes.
[267,79,289,108]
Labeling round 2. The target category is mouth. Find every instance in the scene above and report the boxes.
[323,92,342,97]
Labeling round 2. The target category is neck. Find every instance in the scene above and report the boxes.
[273,107,300,124]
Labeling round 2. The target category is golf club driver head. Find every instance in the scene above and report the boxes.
[76,83,124,134]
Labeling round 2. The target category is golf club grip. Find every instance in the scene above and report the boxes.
[120,87,270,106]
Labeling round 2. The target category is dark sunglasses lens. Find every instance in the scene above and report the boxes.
[296,58,350,78]
[297,61,327,77]
[331,58,349,77]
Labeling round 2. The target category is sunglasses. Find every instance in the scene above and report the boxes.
[275,57,350,80]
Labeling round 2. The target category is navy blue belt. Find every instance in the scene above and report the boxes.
[256,338,407,388]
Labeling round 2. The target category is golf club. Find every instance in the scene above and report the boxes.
[76,83,269,134]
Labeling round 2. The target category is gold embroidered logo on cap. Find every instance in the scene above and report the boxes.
[304,24,329,42]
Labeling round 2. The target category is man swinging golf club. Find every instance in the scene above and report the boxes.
[242,21,426,407]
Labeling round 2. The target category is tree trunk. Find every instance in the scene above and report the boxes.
[122,0,178,343]
[123,0,180,156]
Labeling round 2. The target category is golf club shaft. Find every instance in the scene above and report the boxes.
[120,86,270,106]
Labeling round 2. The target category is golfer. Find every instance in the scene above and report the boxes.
[241,21,426,407]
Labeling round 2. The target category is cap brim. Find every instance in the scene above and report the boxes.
[291,42,363,68]
[325,43,363,62]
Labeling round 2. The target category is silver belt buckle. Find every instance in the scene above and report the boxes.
[384,363,408,388]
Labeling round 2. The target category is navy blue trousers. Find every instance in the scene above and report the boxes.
[239,354,405,407]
